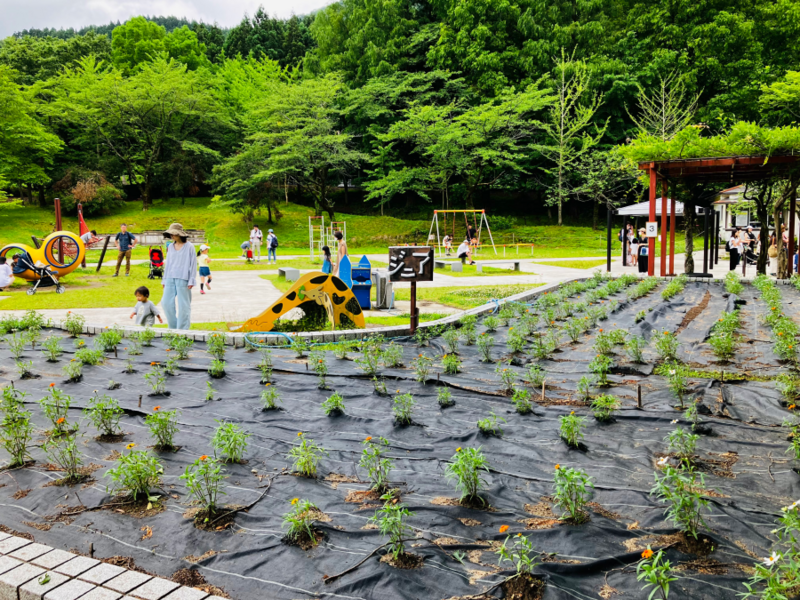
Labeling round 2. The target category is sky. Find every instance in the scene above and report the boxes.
[0,0,333,37]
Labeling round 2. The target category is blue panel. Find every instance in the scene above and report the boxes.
[338,254,353,289]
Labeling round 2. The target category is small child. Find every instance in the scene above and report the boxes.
[443,234,452,256]
[321,245,332,274]
[197,244,212,294]
[130,286,162,326]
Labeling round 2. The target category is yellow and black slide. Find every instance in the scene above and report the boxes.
[240,272,366,332]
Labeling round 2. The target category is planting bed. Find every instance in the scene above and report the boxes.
[0,274,798,600]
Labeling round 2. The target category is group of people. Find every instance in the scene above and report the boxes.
[241,225,279,264]
[727,226,759,271]
[443,226,480,265]
[619,224,649,273]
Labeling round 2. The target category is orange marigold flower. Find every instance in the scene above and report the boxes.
[365,436,373,442]
[56,417,65,424]
[49,383,55,387]
[599,329,603,332]
[555,464,560,470]
[789,404,796,410]
[663,331,669,335]
[150,362,156,366]
[200,455,208,461]
[419,354,423,358]
[499,525,509,533]
[642,548,654,559]
[153,406,161,411]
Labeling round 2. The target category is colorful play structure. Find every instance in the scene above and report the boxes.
[427,209,497,256]
[0,231,85,294]
[240,271,366,332]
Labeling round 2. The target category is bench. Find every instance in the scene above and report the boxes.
[278,267,300,282]
[475,260,521,273]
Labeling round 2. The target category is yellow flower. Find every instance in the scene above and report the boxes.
[126,443,136,450]
[456,447,462,452]
[555,464,560,470]
[291,498,299,505]
[297,432,303,437]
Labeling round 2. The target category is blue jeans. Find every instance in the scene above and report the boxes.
[268,248,277,262]
[162,277,192,330]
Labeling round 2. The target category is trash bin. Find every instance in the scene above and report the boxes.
[352,255,372,310]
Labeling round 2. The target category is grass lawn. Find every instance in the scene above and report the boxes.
[394,283,542,310]
[0,263,161,310]
[210,257,386,272]
[0,197,686,263]
[531,259,607,270]
[434,264,532,277]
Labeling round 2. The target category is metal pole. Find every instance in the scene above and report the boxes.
[714,210,720,265]
[648,168,656,276]
[703,207,709,274]
[606,204,612,273]
[96,236,111,272]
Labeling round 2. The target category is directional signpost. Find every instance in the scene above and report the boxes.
[388,246,434,333]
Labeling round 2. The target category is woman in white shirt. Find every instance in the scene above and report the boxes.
[0,257,13,290]
[729,229,741,271]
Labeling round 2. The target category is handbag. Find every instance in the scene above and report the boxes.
[768,244,778,258]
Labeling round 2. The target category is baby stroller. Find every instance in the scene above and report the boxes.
[14,253,65,296]
[148,246,164,280]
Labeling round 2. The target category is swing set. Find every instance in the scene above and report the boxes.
[428,210,497,256]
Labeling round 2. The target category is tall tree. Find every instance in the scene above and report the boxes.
[0,66,62,200]
[213,75,366,220]
[51,56,223,209]
[0,32,111,85]
[538,51,607,225]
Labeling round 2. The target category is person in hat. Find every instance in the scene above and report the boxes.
[249,225,263,263]
[197,244,213,295]
[637,228,649,273]
[161,223,196,329]
[266,228,278,264]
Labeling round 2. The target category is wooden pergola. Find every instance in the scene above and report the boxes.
[638,155,800,277]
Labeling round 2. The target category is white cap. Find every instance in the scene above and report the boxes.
[200,244,210,251]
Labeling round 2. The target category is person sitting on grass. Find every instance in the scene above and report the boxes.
[130,286,163,326]
[0,256,13,291]
[456,239,476,265]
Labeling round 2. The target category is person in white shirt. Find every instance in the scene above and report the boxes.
[80,230,98,246]
[250,226,263,263]
[0,257,13,290]
[266,229,277,264]
[456,239,475,265]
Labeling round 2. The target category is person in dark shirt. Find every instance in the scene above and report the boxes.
[113,224,137,277]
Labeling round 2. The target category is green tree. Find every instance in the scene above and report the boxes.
[164,26,208,70]
[539,51,607,225]
[111,16,167,73]
[191,22,226,63]
[0,32,111,85]
[213,75,365,220]
[51,56,223,209]
[0,66,63,199]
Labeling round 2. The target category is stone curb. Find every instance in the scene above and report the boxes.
[0,535,227,600]
[43,278,585,345]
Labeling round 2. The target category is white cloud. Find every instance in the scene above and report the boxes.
[0,0,332,38]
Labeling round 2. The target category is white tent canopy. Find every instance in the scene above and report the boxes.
[616,198,686,216]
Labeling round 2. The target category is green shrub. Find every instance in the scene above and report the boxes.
[560,412,585,448]
[477,411,504,436]
[0,410,33,467]
[511,387,534,414]
[283,499,322,544]
[553,464,593,522]
[180,455,226,517]
[445,447,489,503]
[106,446,162,501]
[393,392,416,425]
[211,420,249,463]
[206,333,226,360]
[359,436,393,493]
[63,312,85,337]
[591,394,620,421]
[208,359,226,378]
[84,392,123,436]
[96,326,123,352]
[442,353,461,374]
[145,407,179,450]
[437,386,455,408]
[369,492,415,559]
[43,433,83,482]
[288,433,327,477]
[261,384,281,410]
[321,392,345,415]
[651,462,710,539]
[42,337,63,362]
[39,386,73,434]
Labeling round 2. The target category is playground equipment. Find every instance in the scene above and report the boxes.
[351,256,372,310]
[0,231,85,291]
[428,209,497,256]
[239,272,366,332]
[308,216,347,259]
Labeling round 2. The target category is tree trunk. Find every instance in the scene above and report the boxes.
[775,206,788,279]
[756,202,770,275]
[38,185,47,208]
[684,200,695,274]
[142,181,151,211]
[592,199,599,230]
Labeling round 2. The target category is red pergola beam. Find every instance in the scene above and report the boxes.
[648,168,656,276]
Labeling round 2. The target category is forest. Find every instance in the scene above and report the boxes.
[3,0,800,226]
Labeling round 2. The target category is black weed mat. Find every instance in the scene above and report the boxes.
[0,278,798,600]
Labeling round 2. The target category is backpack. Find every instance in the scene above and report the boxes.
[270,235,278,249]
[725,240,731,252]
[618,229,624,242]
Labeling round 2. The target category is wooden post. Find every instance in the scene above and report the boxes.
[648,167,656,276]
[79,203,86,268]
[660,184,668,276]
[637,385,642,409]
[96,236,111,272]
[607,205,613,272]
[409,281,418,334]
[54,197,63,264]
[789,191,796,278]
[541,381,546,402]
[668,181,676,275]
[138,395,142,408]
